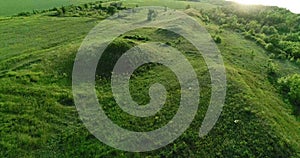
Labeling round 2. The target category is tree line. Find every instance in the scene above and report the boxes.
[202,3,300,63]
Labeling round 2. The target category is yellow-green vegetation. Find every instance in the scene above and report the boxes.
[0,0,299,157]
[0,0,111,16]
[278,74,300,114]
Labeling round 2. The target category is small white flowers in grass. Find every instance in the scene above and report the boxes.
[234,120,240,124]
[188,87,192,90]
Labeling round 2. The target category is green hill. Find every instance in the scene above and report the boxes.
[0,0,106,16]
[0,0,299,157]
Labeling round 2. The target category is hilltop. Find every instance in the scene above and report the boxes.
[0,0,299,157]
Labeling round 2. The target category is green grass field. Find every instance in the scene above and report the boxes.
[0,0,218,16]
[0,0,105,16]
[0,0,299,157]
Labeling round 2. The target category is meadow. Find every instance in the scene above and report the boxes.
[0,0,219,16]
[0,0,103,16]
[0,0,299,157]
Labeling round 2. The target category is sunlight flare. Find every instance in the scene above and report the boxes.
[228,0,300,13]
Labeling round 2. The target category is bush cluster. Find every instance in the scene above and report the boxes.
[278,74,300,107]
[205,4,300,61]
[16,1,127,18]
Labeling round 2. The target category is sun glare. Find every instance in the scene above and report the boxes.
[228,0,300,13]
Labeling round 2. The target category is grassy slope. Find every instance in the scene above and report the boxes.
[0,0,108,16]
[216,27,300,151]
[0,0,217,16]
[0,1,299,157]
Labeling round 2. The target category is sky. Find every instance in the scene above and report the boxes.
[228,0,300,13]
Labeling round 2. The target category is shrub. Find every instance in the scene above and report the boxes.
[267,60,278,77]
[265,43,275,52]
[269,53,276,59]
[62,6,67,14]
[266,34,280,47]
[186,5,191,9]
[277,51,287,60]
[56,9,63,16]
[76,6,83,11]
[84,3,90,9]
[32,10,39,14]
[213,35,222,44]
[261,26,278,35]
[17,12,31,16]
[296,59,300,65]
[243,32,254,40]
[278,74,300,107]
[123,35,149,41]
[94,4,102,10]
[255,37,267,47]
[110,2,123,10]
[285,33,300,42]
[165,41,172,46]
[107,6,117,15]
[51,7,58,11]
[291,49,300,59]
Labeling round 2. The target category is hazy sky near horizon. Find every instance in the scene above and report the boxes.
[228,0,300,13]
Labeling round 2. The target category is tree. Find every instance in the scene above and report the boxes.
[261,26,278,35]
[268,34,281,46]
[285,33,300,42]
[17,12,31,16]
[107,6,117,15]
[186,4,191,9]
[267,60,278,77]
[84,3,89,9]
[213,35,222,44]
[57,9,63,16]
[246,20,260,33]
[278,74,300,107]
[265,43,276,52]
[32,10,39,14]
[62,6,66,14]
